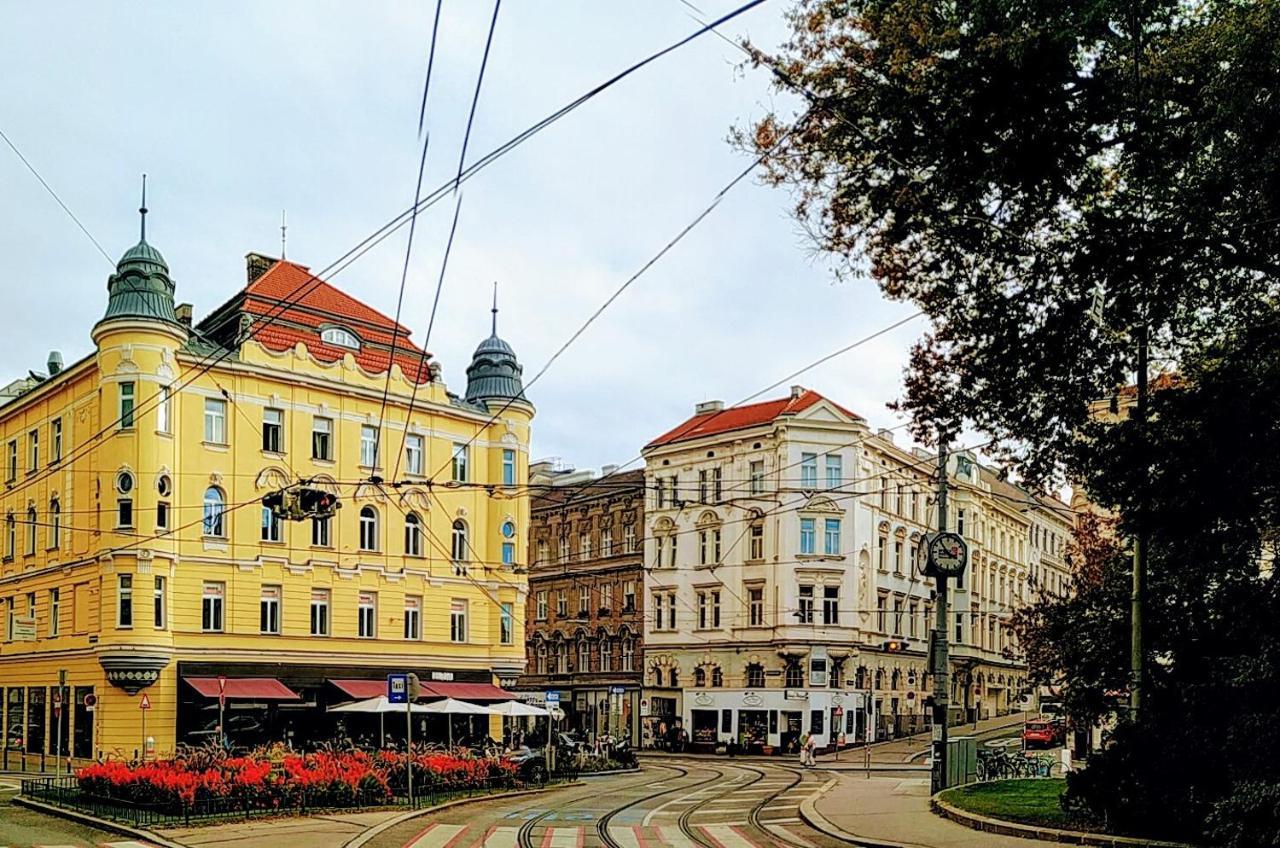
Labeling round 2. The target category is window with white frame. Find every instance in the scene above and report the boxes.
[893,540,903,574]
[823,585,839,624]
[500,602,513,645]
[404,512,423,556]
[556,590,567,618]
[621,638,634,671]
[202,582,224,632]
[27,429,37,472]
[798,584,814,623]
[800,452,818,488]
[203,487,225,536]
[4,513,13,559]
[312,514,331,547]
[203,398,226,443]
[358,592,377,638]
[405,434,424,475]
[536,590,548,620]
[51,417,62,462]
[404,596,421,640]
[601,527,613,556]
[119,382,136,429]
[154,576,166,629]
[623,523,636,553]
[451,520,468,562]
[451,442,469,482]
[262,408,283,453]
[651,593,665,630]
[748,586,764,626]
[449,599,467,642]
[261,504,282,542]
[360,425,379,467]
[749,521,764,560]
[117,574,133,627]
[599,639,612,671]
[502,449,516,486]
[321,326,360,349]
[580,533,592,560]
[5,440,14,481]
[310,589,330,636]
[623,580,635,612]
[49,497,60,548]
[826,454,842,489]
[24,507,36,554]
[749,460,765,494]
[48,587,59,637]
[799,517,816,554]
[578,585,590,617]
[824,518,841,555]
[260,585,281,634]
[157,386,171,434]
[359,506,379,551]
[577,637,590,671]
[665,591,676,629]
[312,417,333,460]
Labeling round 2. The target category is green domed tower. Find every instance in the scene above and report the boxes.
[464,287,529,410]
[95,178,181,333]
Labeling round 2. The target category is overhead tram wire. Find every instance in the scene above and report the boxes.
[418,0,445,137]
[389,0,503,480]
[0,2,771,510]
[419,127,798,486]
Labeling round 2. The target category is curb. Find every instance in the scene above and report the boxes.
[797,778,915,848]
[12,795,186,848]
[580,767,643,777]
[343,783,585,848]
[930,794,1197,848]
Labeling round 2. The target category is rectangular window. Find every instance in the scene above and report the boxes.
[955,611,964,643]
[668,534,678,568]
[119,382,135,428]
[749,523,764,560]
[536,591,547,620]
[749,460,765,494]
[602,527,613,556]
[698,469,708,504]
[450,599,468,643]
[312,417,333,460]
[261,505,282,542]
[310,589,330,636]
[27,429,38,472]
[622,639,635,671]
[893,541,903,574]
[798,584,814,623]
[826,454,842,489]
[360,425,379,467]
[713,466,722,503]
[624,524,636,553]
[157,386,171,434]
[877,594,887,632]
[502,541,515,565]
[824,518,841,555]
[312,515,331,547]
[204,398,226,444]
[748,586,764,626]
[556,590,567,618]
[600,639,612,672]
[6,440,15,482]
[711,589,721,627]
[404,596,421,640]
[502,449,516,486]
[51,418,62,463]
[667,591,676,630]
[698,591,708,629]
[262,408,283,453]
[156,501,169,531]
[358,592,376,638]
[652,593,664,630]
[878,534,887,570]
[48,588,59,637]
[451,443,469,482]
[957,509,966,537]
[623,581,635,612]
[500,602,513,645]
[260,585,280,635]
[117,574,133,627]
[823,585,839,624]
[153,577,165,629]
[202,582,224,632]
[116,498,133,529]
[405,434,424,475]
[800,453,818,488]
[909,600,919,638]
[800,518,816,555]
[579,585,590,617]
[580,534,592,560]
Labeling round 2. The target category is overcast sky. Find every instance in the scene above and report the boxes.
[0,1,926,472]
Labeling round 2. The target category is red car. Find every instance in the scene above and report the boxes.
[1022,720,1065,749]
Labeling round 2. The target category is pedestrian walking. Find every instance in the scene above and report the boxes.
[799,731,813,767]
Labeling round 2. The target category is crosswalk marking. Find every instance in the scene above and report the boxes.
[407,822,468,848]
[482,827,518,847]
[765,824,816,847]
[698,825,758,848]
[103,842,155,848]
[539,827,582,848]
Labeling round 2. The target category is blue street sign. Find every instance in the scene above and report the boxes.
[387,673,409,704]
[545,691,560,704]
[609,686,626,695]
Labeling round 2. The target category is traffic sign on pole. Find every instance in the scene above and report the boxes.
[387,673,409,704]
[139,693,151,710]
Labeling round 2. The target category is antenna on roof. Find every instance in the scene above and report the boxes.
[280,210,287,259]
[138,174,148,241]
[491,281,499,335]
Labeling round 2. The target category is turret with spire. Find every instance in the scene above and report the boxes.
[97,175,181,330]
[464,282,528,407]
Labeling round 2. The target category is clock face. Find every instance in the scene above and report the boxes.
[928,532,968,576]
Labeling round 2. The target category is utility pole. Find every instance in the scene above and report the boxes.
[930,442,951,795]
[1131,323,1148,717]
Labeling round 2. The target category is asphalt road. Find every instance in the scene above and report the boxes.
[366,759,845,848]
[0,779,147,848]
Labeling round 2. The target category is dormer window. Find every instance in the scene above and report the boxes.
[321,326,361,350]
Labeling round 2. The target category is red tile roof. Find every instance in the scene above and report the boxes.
[646,388,863,448]
[242,260,432,383]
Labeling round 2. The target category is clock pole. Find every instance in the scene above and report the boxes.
[930,441,951,794]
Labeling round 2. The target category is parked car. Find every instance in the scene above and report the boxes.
[1022,719,1066,749]
[505,745,548,784]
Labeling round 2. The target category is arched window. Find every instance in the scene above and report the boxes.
[451,519,468,561]
[599,638,612,672]
[359,506,379,551]
[785,663,803,688]
[203,487,225,536]
[25,507,36,555]
[49,497,60,549]
[535,642,548,674]
[746,664,765,688]
[874,668,885,690]
[711,666,723,687]
[404,512,423,556]
[669,668,679,687]
[578,637,591,672]
[320,326,361,349]
[653,667,664,687]
[694,667,706,687]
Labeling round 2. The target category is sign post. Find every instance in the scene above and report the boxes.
[388,674,414,806]
[545,692,561,774]
[217,675,227,751]
[139,693,151,762]
[52,678,63,778]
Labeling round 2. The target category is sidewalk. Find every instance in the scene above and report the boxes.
[160,809,401,848]
[806,772,1058,848]
[819,713,1027,768]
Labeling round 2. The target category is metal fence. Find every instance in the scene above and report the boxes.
[22,771,573,829]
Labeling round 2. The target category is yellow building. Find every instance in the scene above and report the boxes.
[0,213,532,765]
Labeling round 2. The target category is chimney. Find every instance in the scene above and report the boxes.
[245,253,275,284]
[695,400,724,415]
[790,385,805,399]
[601,464,619,477]
[877,428,894,443]
[175,303,193,328]
[46,351,63,376]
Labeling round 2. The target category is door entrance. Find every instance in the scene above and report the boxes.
[781,710,803,754]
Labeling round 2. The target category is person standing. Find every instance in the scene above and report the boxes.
[799,731,812,767]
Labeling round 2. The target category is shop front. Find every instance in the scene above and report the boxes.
[681,688,875,754]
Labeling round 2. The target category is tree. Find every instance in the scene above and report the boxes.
[741,0,1280,483]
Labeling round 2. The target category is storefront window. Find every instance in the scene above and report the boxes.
[26,687,45,755]
[5,687,22,749]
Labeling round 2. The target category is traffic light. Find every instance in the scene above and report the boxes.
[298,488,341,519]
[265,488,342,522]
[882,638,910,653]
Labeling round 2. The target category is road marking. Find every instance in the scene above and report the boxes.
[651,827,700,848]
[765,824,816,847]
[406,822,468,848]
[539,827,582,848]
[698,824,762,848]
[482,827,519,847]
[103,843,155,848]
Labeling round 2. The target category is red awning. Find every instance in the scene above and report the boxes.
[421,682,514,702]
[330,679,386,700]
[184,677,300,700]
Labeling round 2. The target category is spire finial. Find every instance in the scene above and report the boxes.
[139,173,148,241]
[280,210,287,259]
[491,281,499,335]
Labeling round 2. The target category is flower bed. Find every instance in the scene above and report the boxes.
[75,749,518,815]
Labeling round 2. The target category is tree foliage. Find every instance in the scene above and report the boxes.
[742,0,1280,482]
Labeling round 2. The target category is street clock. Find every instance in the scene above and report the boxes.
[926,531,969,578]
